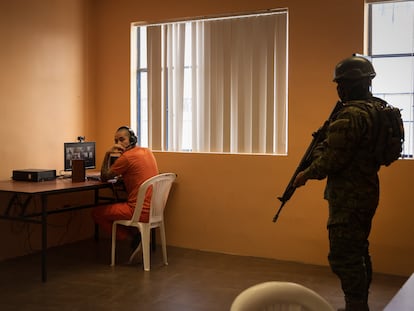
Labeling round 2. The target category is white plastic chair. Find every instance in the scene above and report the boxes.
[230,281,335,311]
[110,172,177,271]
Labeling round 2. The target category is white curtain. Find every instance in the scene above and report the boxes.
[147,12,287,154]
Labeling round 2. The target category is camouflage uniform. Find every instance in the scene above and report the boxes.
[302,99,381,306]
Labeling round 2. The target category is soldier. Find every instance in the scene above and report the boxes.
[293,56,382,311]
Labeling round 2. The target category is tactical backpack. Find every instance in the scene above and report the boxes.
[348,97,405,166]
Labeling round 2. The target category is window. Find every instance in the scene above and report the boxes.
[131,11,288,154]
[366,0,414,158]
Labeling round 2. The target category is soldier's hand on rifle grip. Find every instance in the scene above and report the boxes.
[293,171,308,187]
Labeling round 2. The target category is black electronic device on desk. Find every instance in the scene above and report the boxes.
[12,169,57,182]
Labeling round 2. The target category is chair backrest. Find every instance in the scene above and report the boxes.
[230,281,335,311]
[131,173,177,224]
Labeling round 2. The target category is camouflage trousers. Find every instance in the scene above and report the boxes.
[328,224,372,303]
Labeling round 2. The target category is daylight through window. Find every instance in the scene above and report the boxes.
[367,0,414,158]
[131,10,288,154]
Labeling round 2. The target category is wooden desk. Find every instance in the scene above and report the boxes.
[0,178,114,282]
[384,273,414,311]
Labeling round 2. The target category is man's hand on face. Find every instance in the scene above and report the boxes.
[110,144,126,153]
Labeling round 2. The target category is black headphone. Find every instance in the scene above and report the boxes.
[117,126,138,146]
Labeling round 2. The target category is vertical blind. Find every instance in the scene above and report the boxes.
[143,11,288,154]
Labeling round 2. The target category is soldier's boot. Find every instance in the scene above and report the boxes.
[337,300,369,311]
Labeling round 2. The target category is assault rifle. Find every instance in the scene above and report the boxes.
[272,101,343,223]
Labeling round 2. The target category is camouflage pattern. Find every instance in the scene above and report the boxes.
[302,99,381,305]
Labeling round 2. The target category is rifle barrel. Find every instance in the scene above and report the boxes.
[272,200,286,222]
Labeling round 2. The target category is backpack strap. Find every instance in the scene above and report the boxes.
[342,99,381,162]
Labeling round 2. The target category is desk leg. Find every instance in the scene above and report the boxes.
[94,224,100,241]
[41,195,47,282]
[93,189,100,241]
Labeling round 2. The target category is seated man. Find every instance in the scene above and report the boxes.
[92,126,158,247]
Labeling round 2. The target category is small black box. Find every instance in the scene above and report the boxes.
[12,169,57,182]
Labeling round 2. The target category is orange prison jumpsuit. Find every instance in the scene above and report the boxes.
[92,147,158,239]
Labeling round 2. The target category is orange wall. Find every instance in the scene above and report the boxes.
[0,0,95,176]
[0,0,413,276]
[0,0,96,258]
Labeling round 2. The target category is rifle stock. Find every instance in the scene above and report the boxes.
[273,101,343,223]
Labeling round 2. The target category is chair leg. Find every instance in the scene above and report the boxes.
[159,222,168,266]
[110,222,117,266]
[141,226,151,271]
[151,228,156,252]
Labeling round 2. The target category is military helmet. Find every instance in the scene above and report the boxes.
[333,55,376,82]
